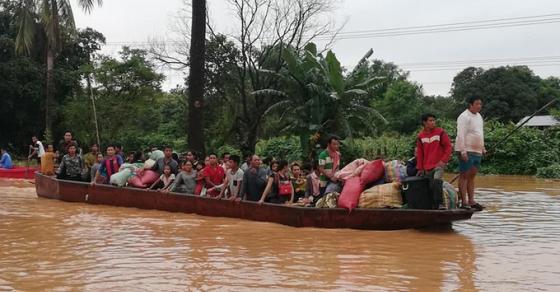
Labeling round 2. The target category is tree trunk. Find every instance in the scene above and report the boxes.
[187,0,207,155]
[45,49,55,143]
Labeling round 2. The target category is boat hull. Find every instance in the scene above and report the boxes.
[0,166,37,179]
[35,173,474,230]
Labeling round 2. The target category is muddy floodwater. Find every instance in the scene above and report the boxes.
[1,176,559,291]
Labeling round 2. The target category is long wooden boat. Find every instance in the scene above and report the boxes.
[0,166,37,179]
[35,173,474,230]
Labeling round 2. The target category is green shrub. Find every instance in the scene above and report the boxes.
[216,145,242,157]
[255,136,303,162]
[536,164,560,178]
[343,135,415,163]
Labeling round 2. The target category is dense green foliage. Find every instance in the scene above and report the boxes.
[62,48,187,151]
[536,164,560,179]
[253,121,560,177]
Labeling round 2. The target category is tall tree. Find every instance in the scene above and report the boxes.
[451,66,551,122]
[187,0,206,154]
[225,0,339,153]
[14,0,102,142]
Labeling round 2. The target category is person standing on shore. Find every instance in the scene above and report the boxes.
[455,96,486,211]
[28,135,45,165]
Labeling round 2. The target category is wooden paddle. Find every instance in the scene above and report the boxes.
[450,98,558,184]
[25,145,32,179]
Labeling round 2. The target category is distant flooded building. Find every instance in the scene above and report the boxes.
[517,115,560,129]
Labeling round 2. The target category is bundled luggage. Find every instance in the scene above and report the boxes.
[360,160,385,186]
[335,158,369,181]
[338,159,385,211]
[442,182,459,209]
[110,168,133,187]
[315,192,340,208]
[338,176,363,210]
[384,160,407,183]
[128,169,160,188]
[359,182,402,209]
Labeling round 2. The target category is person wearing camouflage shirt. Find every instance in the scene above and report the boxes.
[57,143,84,181]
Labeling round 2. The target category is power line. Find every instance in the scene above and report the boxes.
[101,13,560,47]
[405,62,560,72]
[319,18,560,40]
[318,13,560,39]
[399,55,560,67]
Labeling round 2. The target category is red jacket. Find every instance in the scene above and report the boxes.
[416,128,452,171]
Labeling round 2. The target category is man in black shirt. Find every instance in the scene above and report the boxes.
[56,131,80,162]
[241,155,269,202]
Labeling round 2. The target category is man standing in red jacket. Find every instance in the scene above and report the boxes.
[416,113,452,179]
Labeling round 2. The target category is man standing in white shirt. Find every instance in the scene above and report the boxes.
[455,96,486,211]
[29,135,45,165]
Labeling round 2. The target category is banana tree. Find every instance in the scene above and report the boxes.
[253,42,386,159]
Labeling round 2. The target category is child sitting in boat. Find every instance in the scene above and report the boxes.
[41,144,55,175]
[150,164,175,190]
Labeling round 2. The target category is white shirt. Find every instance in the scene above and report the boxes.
[455,109,485,154]
[227,168,244,197]
[160,173,176,187]
[35,141,45,157]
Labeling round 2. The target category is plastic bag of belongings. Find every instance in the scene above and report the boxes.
[315,192,340,208]
[358,182,403,209]
[109,163,138,187]
[334,158,369,181]
[442,182,459,209]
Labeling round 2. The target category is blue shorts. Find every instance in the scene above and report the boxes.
[458,152,482,173]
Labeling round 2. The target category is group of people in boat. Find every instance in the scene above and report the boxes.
[23,96,485,210]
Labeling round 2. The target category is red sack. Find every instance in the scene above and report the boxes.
[128,175,146,188]
[360,160,385,186]
[140,170,160,185]
[338,176,363,211]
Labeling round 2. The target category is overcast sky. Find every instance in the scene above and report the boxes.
[71,0,560,96]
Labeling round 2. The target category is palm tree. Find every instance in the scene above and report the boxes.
[15,0,102,142]
[187,0,206,155]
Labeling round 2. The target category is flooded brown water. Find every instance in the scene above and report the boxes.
[1,175,559,291]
